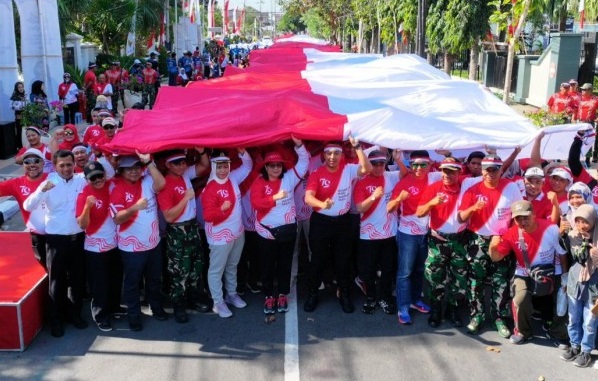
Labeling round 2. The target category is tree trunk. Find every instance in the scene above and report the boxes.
[503,0,531,103]
[358,19,363,53]
[469,39,479,81]
[444,53,453,75]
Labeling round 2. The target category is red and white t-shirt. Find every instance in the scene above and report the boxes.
[460,179,523,236]
[17,144,53,173]
[157,167,197,223]
[0,174,48,234]
[76,182,117,252]
[354,171,401,240]
[527,192,554,221]
[418,176,482,234]
[294,155,322,221]
[201,153,252,245]
[109,176,160,252]
[306,163,360,217]
[83,124,103,146]
[391,172,442,235]
[495,220,566,277]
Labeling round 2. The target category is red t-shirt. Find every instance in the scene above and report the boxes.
[0,174,48,233]
[76,182,117,252]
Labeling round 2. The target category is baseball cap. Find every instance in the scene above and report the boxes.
[524,167,544,178]
[560,82,571,88]
[323,142,343,153]
[438,158,462,171]
[550,167,572,183]
[481,154,503,169]
[569,79,578,85]
[134,59,141,64]
[165,150,187,163]
[581,83,593,90]
[102,117,117,127]
[409,150,430,163]
[367,150,387,163]
[23,148,44,160]
[83,161,106,180]
[88,62,97,68]
[511,200,533,218]
[210,152,231,163]
[118,156,142,168]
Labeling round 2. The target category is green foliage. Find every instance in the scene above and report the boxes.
[525,109,568,127]
[21,103,50,129]
[278,11,306,33]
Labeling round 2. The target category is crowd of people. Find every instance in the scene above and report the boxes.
[3,56,598,371]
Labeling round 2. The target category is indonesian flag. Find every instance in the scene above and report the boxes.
[146,32,155,50]
[580,0,585,30]
[207,0,213,33]
[159,13,166,47]
[224,0,230,35]
[109,36,587,161]
[239,8,245,33]
[189,0,195,23]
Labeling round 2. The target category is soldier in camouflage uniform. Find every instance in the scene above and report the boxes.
[157,149,210,323]
[418,158,479,328]
[458,155,523,338]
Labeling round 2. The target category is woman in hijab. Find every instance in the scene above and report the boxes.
[53,124,82,151]
[29,80,50,131]
[10,81,27,150]
[562,204,598,367]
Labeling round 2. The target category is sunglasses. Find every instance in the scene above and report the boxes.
[23,157,41,165]
[372,162,386,167]
[103,124,116,130]
[64,131,74,136]
[88,173,105,182]
[170,158,186,166]
[266,163,283,169]
[411,163,428,169]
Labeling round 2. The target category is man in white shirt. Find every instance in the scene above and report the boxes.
[24,150,88,338]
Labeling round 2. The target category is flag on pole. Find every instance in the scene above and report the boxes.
[239,8,245,34]
[236,8,243,34]
[224,0,230,35]
[579,0,586,30]
[126,32,136,56]
[233,7,238,34]
[159,13,166,46]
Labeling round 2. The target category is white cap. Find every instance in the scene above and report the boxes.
[524,167,544,178]
[23,148,44,160]
[550,167,573,183]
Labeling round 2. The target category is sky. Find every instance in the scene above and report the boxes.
[227,0,282,14]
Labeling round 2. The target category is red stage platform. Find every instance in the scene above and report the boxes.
[0,232,47,351]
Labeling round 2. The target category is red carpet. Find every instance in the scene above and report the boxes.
[0,232,47,351]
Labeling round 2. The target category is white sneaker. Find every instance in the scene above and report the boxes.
[212,301,233,318]
[225,293,247,308]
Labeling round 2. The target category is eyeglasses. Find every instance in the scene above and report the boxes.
[372,162,386,167]
[170,158,186,166]
[103,125,116,130]
[411,163,428,169]
[23,157,41,165]
[88,173,105,182]
[64,131,74,136]
[266,163,283,169]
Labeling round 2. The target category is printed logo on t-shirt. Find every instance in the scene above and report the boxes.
[217,189,229,198]
[174,186,185,195]
[408,186,420,195]
[320,178,331,188]
[93,130,100,136]
[366,185,377,194]
[19,185,31,196]
[95,199,103,209]
[125,192,134,203]
[476,194,488,203]
[265,184,273,195]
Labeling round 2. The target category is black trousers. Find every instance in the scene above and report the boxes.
[307,212,353,291]
[257,234,296,296]
[358,237,397,300]
[63,101,79,125]
[30,232,47,270]
[237,230,261,290]
[86,248,123,322]
[46,233,86,322]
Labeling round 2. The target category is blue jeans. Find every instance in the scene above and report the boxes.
[396,231,428,310]
[567,295,598,353]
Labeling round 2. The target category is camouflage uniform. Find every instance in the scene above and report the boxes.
[467,233,512,322]
[425,231,469,307]
[165,220,204,304]
[141,83,156,110]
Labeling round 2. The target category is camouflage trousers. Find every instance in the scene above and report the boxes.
[141,84,156,109]
[425,230,469,307]
[166,220,204,304]
[466,232,512,320]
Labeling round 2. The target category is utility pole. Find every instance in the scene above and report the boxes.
[416,0,426,58]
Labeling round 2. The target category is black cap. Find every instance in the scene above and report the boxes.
[83,161,105,180]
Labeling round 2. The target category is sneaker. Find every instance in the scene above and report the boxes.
[446,306,463,328]
[277,294,289,313]
[51,321,64,338]
[354,276,367,296]
[546,331,570,350]
[110,306,128,317]
[574,351,592,368]
[304,292,319,312]
[128,316,143,331]
[362,298,376,314]
[377,298,397,315]
[96,320,113,332]
[509,333,531,345]
[247,282,262,294]
[428,308,441,328]
[466,315,484,335]
[225,293,247,308]
[410,300,431,314]
[152,308,168,321]
[398,308,412,325]
[213,301,233,318]
[495,318,511,338]
[264,296,276,315]
[541,320,553,332]
[561,346,580,362]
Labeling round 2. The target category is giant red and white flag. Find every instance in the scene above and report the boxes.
[579,0,586,29]
[109,36,586,160]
